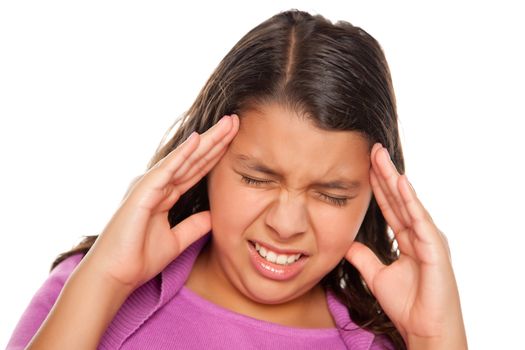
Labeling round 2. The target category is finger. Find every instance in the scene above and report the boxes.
[164,146,229,204]
[147,130,201,185]
[398,174,442,247]
[170,210,212,253]
[174,115,239,184]
[150,114,231,183]
[369,146,416,257]
[345,241,385,295]
[175,147,228,195]
[374,146,412,226]
[370,145,408,229]
[171,114,238,182]
[372,145,412,228]
[370,168,405,233]
[394,227,417,258]
[125,133,201,205]
[441,231,451,259]
[156,116,238,212]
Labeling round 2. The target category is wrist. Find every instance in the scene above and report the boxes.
[407,333,468,350]
[78,254,137,301]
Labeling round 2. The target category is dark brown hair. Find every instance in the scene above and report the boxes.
[53,9,405,348]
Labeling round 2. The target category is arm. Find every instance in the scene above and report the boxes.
[346,143,468,350]
[24,258,134,349]
[17,115,239,349]
[6,255,81,350]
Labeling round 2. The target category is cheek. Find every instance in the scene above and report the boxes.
[208,168,266,237]
[312,194,371,255]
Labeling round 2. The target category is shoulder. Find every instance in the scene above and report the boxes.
[31,253,85,304]
[40,253,85,295]
[50,253,84,280]
[26,252,84,309]
[6,254,84,350]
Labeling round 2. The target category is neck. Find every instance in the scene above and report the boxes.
[185,240,335,329]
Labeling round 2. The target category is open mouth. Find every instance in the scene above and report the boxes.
[249,240,305,266]
[247,240,309,281]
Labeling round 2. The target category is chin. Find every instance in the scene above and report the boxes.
[239,276,322,305]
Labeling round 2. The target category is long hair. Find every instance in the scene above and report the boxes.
[53,9,406,348]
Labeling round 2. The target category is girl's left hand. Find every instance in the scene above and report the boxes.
[345,143,467,349]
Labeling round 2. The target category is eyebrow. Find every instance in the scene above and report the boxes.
[233,154,362,191]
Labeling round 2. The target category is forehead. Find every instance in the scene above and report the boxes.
[228,103,371,180]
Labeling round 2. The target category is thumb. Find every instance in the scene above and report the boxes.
[170,210,212,254]
[345,241,385,295]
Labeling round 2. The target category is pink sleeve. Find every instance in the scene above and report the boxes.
[6,254,84,350]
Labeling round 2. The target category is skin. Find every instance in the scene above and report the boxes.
[348,145,468,348]
[26,103,467,349]
[186,102,373,328]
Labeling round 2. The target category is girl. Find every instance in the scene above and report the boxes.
[8,10,467,349]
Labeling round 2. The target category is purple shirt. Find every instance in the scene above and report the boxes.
[7,235,394,349]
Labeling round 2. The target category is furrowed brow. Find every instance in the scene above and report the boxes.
[234,154,282,178]
[311,180,361,191]
[233,153,361,191]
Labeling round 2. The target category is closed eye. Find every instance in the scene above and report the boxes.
[317,193,349,207]
[241,175,273,186]
[241,174,351,207]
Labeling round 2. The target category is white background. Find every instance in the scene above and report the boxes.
[1,1,524,348]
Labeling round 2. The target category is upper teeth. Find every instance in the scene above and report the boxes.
[254,242,302,265]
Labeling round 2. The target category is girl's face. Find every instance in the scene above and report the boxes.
[206,102,372,304]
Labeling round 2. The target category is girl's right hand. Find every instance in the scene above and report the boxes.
[24,115,239,350]
[83,114,239,293]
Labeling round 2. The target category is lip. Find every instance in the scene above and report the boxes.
[249,240,309,256]
[247,241,308,281]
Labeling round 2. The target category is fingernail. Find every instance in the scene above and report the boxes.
[185,131,198,142]
[371,143,381,153]
[217,115,231,126]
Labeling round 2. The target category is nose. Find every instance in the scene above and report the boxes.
[265,190,308,239]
